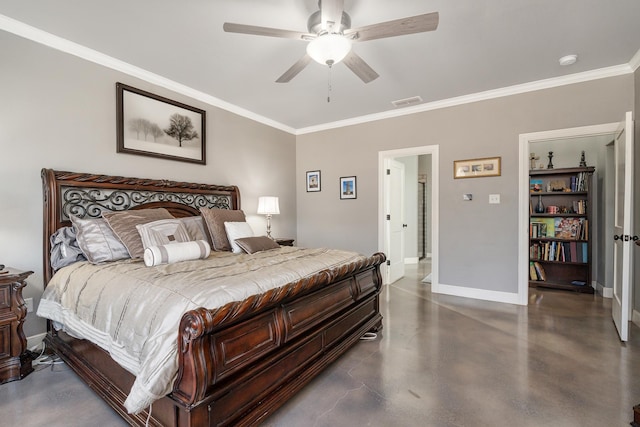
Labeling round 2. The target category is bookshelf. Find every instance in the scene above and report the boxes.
[529,166,595,293]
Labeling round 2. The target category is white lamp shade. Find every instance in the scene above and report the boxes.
[257,196,280,215]
[306,34,352,65]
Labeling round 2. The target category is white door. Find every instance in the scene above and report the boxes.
[612,111,634,342]
[385,159,405,283]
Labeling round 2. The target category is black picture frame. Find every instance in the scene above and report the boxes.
[306,170,321,192]
[116,83,206,164]
[340,176,357,199]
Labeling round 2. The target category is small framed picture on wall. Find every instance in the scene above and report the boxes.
[306,170,321,192]
[340,176,357,199]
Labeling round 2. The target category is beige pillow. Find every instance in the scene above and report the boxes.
[103,208,174,258]
[136,219,192,249]
[178,216,211,244]
[234,236,280,254]
[200,208,246,251]
[70,216,130,264]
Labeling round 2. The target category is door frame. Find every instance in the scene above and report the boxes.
[378,145,439,288]
[518,122,621,305]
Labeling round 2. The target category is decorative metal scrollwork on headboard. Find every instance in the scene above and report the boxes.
[61,186,232,219]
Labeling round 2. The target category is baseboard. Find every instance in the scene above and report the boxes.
[594,281,613,298]
[27,332,47,351]
[433,282,522,305]
[633,310,640,328]
[404,257,419,265]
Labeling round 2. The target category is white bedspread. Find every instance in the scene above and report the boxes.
[37,246,365,413]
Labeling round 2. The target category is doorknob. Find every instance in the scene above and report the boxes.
[615,234,640,241]
[403,224,408,228]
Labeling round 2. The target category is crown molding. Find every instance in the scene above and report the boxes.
[0,14,296,135]
[296,63,634,135]
[1,14,636,137]
[629,47,640,72]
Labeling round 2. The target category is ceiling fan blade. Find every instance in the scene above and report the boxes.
[223,22,313,41]
[342,51,379,83]
[276,54,312,83]
[344,12,439,42]
[321,0,344,32]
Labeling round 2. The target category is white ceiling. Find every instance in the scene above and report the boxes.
[1,0,639,133]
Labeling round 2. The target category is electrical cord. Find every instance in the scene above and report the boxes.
[359,332,377,341]
[29,341,64,368]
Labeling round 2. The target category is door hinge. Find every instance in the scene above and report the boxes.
[386,214,391,220]
[386,169,391,175]
[386,260,391,266]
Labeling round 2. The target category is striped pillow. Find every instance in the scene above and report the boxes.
[143,240,211,266]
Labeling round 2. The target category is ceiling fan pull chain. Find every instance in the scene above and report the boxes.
[327,62,333,103]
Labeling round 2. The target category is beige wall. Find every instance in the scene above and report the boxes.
[296,76,634,295]
[0,31,297,338]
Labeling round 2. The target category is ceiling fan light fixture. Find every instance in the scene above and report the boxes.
[306,34,352,66]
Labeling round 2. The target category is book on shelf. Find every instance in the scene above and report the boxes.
[529,241,587,263]
[534,262,546,281]
[554,217,585,240]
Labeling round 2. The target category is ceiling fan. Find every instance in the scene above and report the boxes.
[223,0,439,84]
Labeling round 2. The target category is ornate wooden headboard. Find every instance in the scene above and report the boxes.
[41,168,241,284]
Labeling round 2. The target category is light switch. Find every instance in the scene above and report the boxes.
[489,194,500,204]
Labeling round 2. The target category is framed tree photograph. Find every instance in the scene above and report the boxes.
[340,176,357,199]
[116,83,206,164]
[306,170,321,192]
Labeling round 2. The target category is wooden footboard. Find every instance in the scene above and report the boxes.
[173,253,385,426]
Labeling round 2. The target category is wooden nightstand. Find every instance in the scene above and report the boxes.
[274,238,295,247]
[0,267,33,383]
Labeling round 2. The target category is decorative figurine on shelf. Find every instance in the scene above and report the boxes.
[579,150,587,167]
[529,152,540,170]
[535,195,545,213]
[547,151,554,169]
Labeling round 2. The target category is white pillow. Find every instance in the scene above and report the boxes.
[224,221,255,253]
[136,219,192,249]
[143,240,211,267]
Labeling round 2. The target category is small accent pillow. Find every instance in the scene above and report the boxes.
[143,240,211,267]
[102,208,174,259]
[70,216,130,264]
[178,216,211,244]
[234,236,280,254]
[136,219,192,249]
[50,226,87,270]
[224,221,255,253]
[200,208,246,251]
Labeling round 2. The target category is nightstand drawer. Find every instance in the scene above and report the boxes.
[0,285,9,310]
[0,324,10,358]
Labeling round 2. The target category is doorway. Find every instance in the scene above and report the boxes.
[378,145,439,289]
[518,122,621,305]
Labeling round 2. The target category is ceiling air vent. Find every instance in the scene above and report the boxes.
[391,96,423,108]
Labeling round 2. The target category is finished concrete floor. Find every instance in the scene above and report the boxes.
[2,261,638,426]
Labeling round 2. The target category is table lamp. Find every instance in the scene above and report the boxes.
[257,196,280,239]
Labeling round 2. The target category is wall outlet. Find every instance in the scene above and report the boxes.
[25,298,33,313]
[489,194,501,204]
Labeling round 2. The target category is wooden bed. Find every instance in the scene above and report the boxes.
[41,168,385,427]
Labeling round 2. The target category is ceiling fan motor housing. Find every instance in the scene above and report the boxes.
[307,10,351,35]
